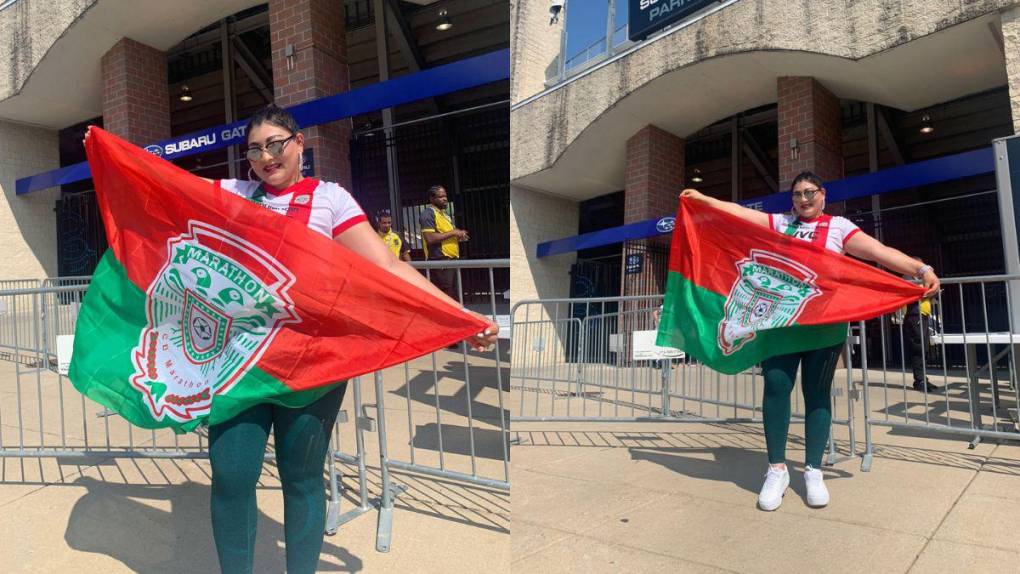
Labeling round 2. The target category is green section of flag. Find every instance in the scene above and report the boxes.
[68,250,338,433]
[210,365,340,427]
[656,272,847,375]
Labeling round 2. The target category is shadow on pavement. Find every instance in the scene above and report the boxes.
[628,445,853,496]
[61,475,363,573]
[410,422,510,461]
[393,360,510,422]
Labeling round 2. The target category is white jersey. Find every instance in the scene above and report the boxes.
[768,213,860,255]
[217,178,366,239]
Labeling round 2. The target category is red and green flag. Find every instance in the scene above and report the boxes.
[70,127,487,432]
[656,196,925,374]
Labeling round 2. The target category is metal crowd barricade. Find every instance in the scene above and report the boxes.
[857,274,1020,471]
[0,260,512,553]
[511,294,859,467]
[0,279,42,365]
[357,258,511,552]
[0,282,372,537]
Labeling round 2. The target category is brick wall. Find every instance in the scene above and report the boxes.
[624,125,684,225]
[777,77,843,189]
[100,38,171,145]
[269,0,351,188]
[623,125,683,306]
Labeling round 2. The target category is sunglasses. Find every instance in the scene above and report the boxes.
[792,188,822,201]
[246,134,296,162]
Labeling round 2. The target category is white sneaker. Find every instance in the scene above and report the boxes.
[804,466,829,508]
[757,465,789,511]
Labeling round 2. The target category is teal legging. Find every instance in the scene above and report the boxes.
[208,383,347,574]
[761,343,842,468]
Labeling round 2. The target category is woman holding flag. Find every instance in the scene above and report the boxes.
[84,104,497,573]
[214,106,496,572]
[679,172,938,512]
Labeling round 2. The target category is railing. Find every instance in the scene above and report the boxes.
[0,258,510,553]
[361,258,510,551]
[510,294,859,466]
[511,276,1020,473]
[559,24,630,78]
[856,273,1020,470]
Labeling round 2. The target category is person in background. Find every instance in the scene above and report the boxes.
[376,209,411,262]
[419,185,467,302]
[902,257,940,393]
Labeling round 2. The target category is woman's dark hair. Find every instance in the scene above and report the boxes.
[245,104,300,140]
[790,171,824,192]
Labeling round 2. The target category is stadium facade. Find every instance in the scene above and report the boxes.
[0,0,509,285]
[511,0,1020,305]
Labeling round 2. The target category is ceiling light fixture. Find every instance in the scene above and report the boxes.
[179,84,193,102]
[919,114,934,134]
[691,168,703,184]
[436,9,453,31]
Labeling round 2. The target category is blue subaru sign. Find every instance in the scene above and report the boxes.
[629,0,718,42]
[655,216,675,233]
[142,125,249,160]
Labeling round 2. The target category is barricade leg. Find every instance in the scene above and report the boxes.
[325,377,374,535]
[859,322,874,472]
[373,371,407,553]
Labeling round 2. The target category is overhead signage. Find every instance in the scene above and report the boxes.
[301,148,315,177]
[143,125,248,160]
[17,48,511,195]
[629,0,718,42]
[655,216,675,233]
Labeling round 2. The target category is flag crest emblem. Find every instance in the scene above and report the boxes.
[130,221,299,423]
[719,250,821,355]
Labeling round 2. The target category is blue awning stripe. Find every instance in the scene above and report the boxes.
[16,48,510,195]
[537,146,995,257]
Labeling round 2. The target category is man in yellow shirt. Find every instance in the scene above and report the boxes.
[419,185,467,300]
[902,257,939,393]
[376,210,410,262]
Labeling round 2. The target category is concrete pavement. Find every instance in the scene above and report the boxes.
[0,350,510,573]
[512,420,1020,573]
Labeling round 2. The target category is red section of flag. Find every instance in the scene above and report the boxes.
[668,196,925,324]
[85,127,488,390]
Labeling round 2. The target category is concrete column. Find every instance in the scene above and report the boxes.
[777,77,843,189]
[510,184,578,310]
[510,0,565,104]
[510,184,579,366]
[0,120,60,278]
[1002,6,1020,134]
[269,0,351,187]
[100,38,171,145]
